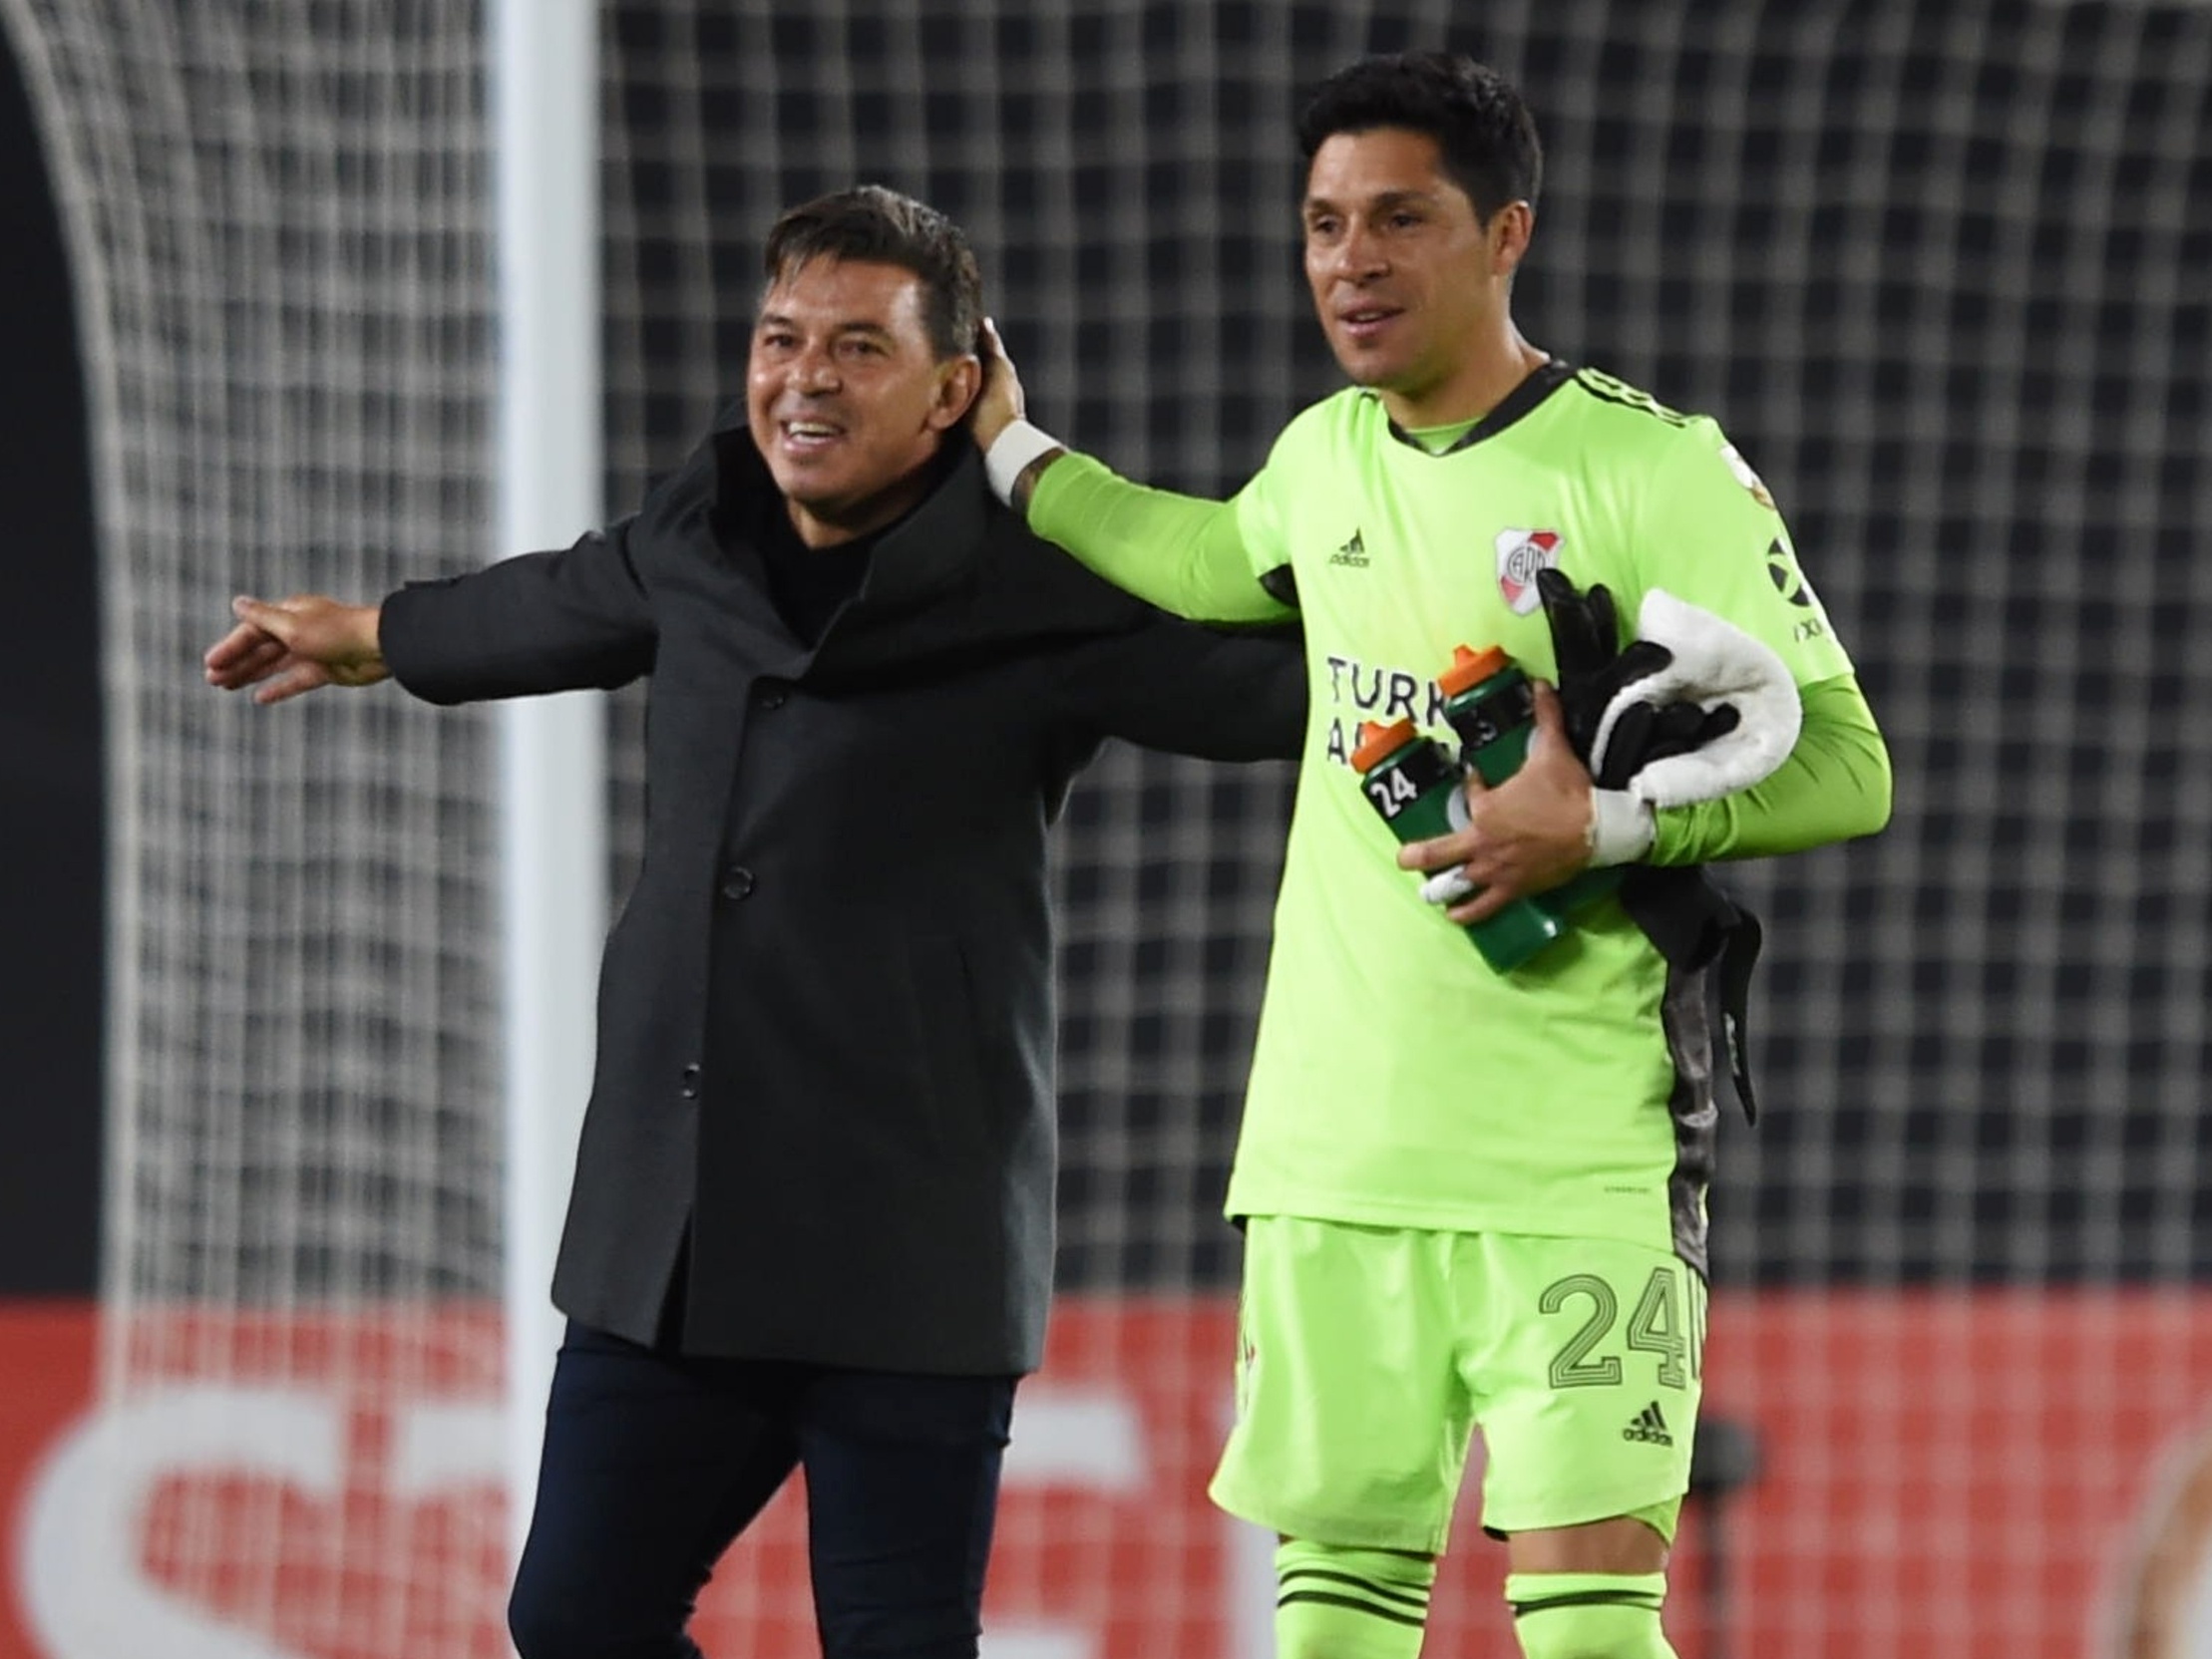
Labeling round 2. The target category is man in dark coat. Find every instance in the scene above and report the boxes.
[203,185,1304,1659]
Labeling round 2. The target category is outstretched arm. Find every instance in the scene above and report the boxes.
[203,594,387,704]
[208,518,660,711]
[375,528,655,705]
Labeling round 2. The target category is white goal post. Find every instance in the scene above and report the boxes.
[490,0,606,1570]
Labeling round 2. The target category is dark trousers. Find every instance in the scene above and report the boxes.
[508,1322,1017,1659]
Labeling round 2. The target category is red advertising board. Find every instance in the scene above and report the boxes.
[4,1291,2210,1658]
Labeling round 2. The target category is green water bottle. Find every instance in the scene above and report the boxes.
[1435,644,1621,929]
[1350,716,1564,971]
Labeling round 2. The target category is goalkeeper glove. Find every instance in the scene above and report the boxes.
[1538,566,1668,767]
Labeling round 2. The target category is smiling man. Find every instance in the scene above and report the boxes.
[972,53,1891,1659]
[202,185,1304,1659]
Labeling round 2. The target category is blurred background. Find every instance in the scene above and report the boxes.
[2,1,2210,1655]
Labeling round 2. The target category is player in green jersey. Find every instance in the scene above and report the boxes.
[973,50,1891,1659]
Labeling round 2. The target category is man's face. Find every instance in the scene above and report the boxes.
[747,257,978,546]
[1301,127,1523,424]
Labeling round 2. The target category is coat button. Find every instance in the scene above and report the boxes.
[720,865,756,900]
[680,1063,701,1100]
[753,680,789,710]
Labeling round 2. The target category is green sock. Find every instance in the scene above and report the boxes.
[1504,1570,1675,1658]
[1275,1538,1435,1659]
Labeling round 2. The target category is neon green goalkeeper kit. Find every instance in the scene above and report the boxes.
[1028,361,1887,1254]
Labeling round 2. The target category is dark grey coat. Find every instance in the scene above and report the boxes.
[380,424,1303,1375]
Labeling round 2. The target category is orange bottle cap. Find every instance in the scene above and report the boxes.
[1350,717,1419,773]
[1436,643,1510,697]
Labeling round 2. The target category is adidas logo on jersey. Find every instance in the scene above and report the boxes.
[1327,529,1369,567]
[1622,1402,1673,1447]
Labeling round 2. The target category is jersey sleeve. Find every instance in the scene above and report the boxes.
[1617,418,1889,862]
[1630,418,1857,687]
[1225,432,1300,601]
[1026,452,1296,624]
[1650,671,1893,863]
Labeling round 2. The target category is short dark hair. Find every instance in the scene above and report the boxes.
[761,184,983,361]
[1295,52,1543,220]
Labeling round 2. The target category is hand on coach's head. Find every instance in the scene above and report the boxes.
[967,317,1028,453]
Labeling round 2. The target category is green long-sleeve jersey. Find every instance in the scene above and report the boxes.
[1029,362,1891,1251]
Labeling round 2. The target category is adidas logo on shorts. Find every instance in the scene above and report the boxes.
[1622,1402,1673,1447]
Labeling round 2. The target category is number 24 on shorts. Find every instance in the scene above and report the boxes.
[1540,1264,1705,1391]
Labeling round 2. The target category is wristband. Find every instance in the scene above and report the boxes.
[1587,788,1658,867]
[983,419,1064,506]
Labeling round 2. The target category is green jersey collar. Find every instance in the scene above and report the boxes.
[1376,358,1576,456]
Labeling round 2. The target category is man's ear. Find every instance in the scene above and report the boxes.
[1490,200,1535,277]
[931,354,984,430]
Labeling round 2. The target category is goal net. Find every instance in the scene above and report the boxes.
[9,1,2212,1656]
[2,3,510,1656]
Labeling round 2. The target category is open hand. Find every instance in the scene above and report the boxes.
[203,593,387,704]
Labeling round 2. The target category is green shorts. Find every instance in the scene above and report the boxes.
[1210,1216,1705,1553]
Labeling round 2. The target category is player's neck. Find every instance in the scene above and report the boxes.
[1378,329,1550,431]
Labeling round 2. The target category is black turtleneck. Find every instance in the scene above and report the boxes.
[739,446,971,645]
[747,496,877,647]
